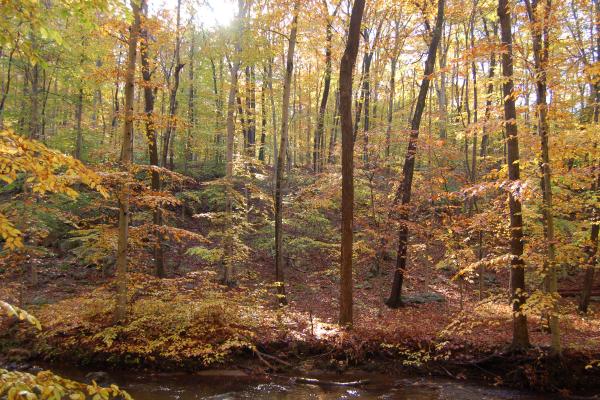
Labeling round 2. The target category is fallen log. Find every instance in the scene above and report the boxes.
[295,377,370,386]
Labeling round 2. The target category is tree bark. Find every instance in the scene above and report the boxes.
[499,0,530,350]
[184,24,195,174]
[161,0,184,169]
[525,0,560,354]
[140,0,165,278]
[259,66,268,162]
[74,88,84,159]
[386,0,445,308]
[115,0,141,322]
[580,0,600,314]
[313,14,333,173]
[339,0,366,326]
[274,0,299,305]
[222,0,245,287]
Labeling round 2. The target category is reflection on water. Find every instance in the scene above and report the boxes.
[54,368,550,400]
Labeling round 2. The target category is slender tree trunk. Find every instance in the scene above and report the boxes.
[579,0,600,314]
[161,0,184,169]
[313,18,333,173]
[115,0,141,322]
[499,0,530,350]
[29,59,40,140]
[245,66,256,157]
[140,0,164,278]
[184,24,195,174]
[339,0,366,326]
[0,45,16,129]
[74,88,84,159]
[274,0,299,305]
[480,19,497,157]
[222,1,245,287]
[327,90,340,164]
[259,67,268,162]
[524,0,560,354]
[386,0,445,308]
[268,58,277,173]
[437,23,450,140]
[386,56,397,162]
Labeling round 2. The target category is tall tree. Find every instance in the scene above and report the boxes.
[274,0,299,304]
[524,0,560,354]
[140,0,165,278]
[579,0,600,314]
[386,0,445,308]
[115,0,142,322]
[339,0,366,326]
[161,0,184,169]
[498,0,530,350]
[222,0,245,286]
[312,0,338,173]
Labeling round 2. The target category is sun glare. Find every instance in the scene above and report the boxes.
[199,0,235,28]
[157,0,235,28]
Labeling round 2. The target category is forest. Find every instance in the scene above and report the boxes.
[0,0,599,398]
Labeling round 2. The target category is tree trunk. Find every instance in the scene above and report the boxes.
[580,0,600,313]
[480,19,497,157]
[386,0,445,308]
[140,0,165,278]
[259,66,267,162]
[338,0,366,327]
[525,0,560,354]
[115,0,141,322]
[0,45,16,129]
[184,24,195,174]
[327,90,340,164]
[313,18,333,173]
[29,59,40,140]
[499,0,530,350]
[222,0,245,287]
[274,0,299,305]
[161,0,184,169]
[245,66,256,157]
[74,88,84,159]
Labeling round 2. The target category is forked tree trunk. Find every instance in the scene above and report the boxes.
[499,0,530,350]
[339,0,365,326]
[274,0,299,305]
[386,0,445,308]
[115,0,141,322]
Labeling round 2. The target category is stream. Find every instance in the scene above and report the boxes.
[48,367,552,399]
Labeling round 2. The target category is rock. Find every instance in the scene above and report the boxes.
[85,371,110,384]
[7,348,32,362]
[27,365,44,374]
[403,292,445,305]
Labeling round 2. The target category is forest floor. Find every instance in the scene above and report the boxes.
[1,236,600,396]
